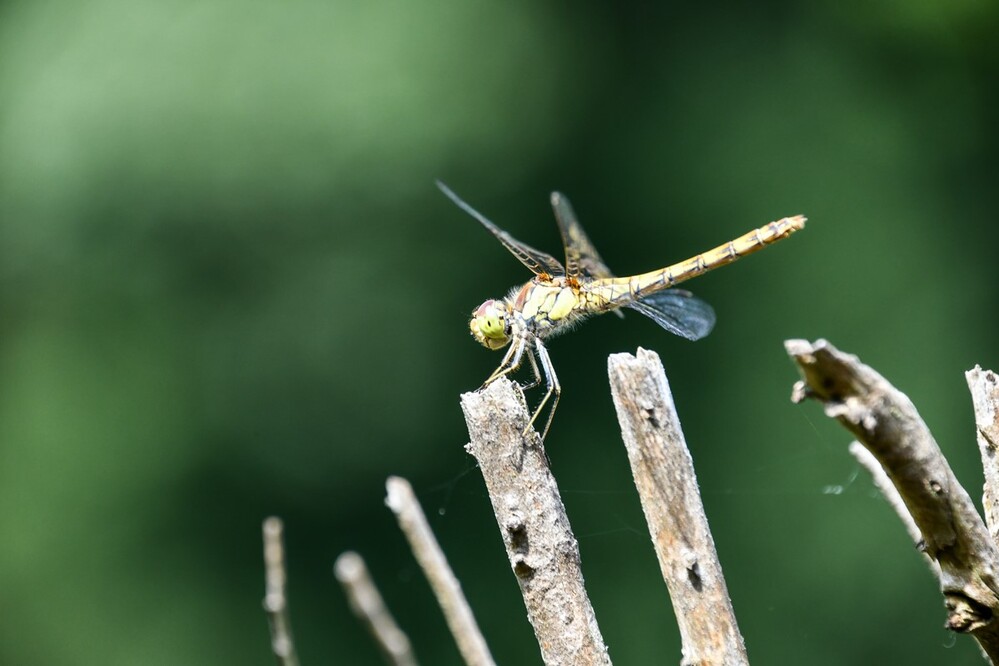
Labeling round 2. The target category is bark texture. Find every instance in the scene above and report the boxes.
[968,366,999,541]
[608,348,748,666]
[461,379,612,666]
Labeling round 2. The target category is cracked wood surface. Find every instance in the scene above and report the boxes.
[608,348,748,666]
[461,379,611,666]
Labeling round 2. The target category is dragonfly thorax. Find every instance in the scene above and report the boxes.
[469,299,514,350]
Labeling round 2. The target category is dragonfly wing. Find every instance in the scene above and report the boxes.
[625,289,716,341]
[550,192,615,279]
[438,181,566,277]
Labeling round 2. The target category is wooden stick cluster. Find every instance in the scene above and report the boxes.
[460,349,748,665]
[260,339,999,665]
[262,475,494,666]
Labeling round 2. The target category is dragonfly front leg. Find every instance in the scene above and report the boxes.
[525,338,561,441]
[483,335,528,388]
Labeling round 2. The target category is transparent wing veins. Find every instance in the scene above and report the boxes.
[550,192,615,279]
[625,289,716,341]
[437,181,565,277]
[550,191,623,318]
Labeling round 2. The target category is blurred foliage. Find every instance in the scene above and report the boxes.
[1,1,997,664]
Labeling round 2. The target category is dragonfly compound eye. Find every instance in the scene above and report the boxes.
[469,300,510,350]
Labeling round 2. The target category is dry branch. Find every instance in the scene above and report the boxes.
[384,476,495,666]
[334,551,418,666]
[607,348,748,666]
[461,379,612,666]
[262,517,301,666]
[786,338,999,661]
[967,366,999,541]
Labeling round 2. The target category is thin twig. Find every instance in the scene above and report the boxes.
[334,551,418,666]
[847,441,937,573]
[384,476,495,666]
[967,366,999,542]
[460,379,612,666]
[608,348,748,666]
[786,339,999,661]
[262,517,301,666]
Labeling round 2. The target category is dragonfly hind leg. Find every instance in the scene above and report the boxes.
[525,338,560,441]
[518,349,543,391]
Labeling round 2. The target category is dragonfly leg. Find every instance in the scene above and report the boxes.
[519,349,543,391]
[483,335,527,388]
[524,338,561,440]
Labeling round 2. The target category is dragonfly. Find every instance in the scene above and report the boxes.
[439,181,806,440]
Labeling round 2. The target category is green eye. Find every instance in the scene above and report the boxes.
[481,316,505,339]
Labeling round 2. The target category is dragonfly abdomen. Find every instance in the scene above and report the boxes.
[597,215,806,306]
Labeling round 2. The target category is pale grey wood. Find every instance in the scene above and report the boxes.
[385,477,495,666]
[607,348,749,666]
[460,379,612,666]
[967,366,999,543]
[334,551,419,666]
[262,517,301,666]
[787,338,999,662]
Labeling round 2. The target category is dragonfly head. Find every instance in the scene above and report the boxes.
[470,299,511,350]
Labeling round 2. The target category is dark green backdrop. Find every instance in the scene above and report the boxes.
[2,1,997,664]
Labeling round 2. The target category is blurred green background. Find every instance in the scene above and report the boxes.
[1,1,997,664]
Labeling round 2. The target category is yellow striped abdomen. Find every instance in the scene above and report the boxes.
[588,215,806,308]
